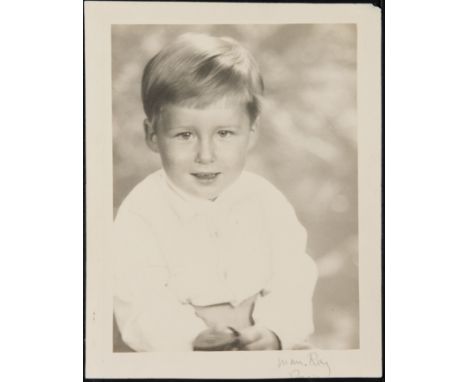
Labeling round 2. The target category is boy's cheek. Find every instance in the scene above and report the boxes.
[160,149,193,166]
[221,143,249,161]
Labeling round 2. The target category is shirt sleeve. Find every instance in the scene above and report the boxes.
[252,189,318,350]
[112,206,207,352]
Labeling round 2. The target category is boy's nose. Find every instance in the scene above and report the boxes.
[195,138,215,164]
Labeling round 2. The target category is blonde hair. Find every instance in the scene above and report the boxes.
[141,33,264,123]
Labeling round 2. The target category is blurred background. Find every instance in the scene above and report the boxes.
[112,24,358,350]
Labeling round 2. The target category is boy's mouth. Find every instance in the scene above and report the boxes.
[191,172,221,182]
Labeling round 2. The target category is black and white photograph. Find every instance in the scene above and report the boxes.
[6,1,468,382]
[85,1,382,379]
[112,23,358,353]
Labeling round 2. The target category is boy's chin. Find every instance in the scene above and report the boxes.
[177,173,239,200]
[186,177,228,200]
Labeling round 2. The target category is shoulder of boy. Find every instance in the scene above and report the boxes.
[115,169,165,219]
[242,171,295,210]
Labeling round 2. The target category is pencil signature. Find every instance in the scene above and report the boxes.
[277,351,331,377]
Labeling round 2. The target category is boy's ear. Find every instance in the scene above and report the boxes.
[144,118,160,153]
[248,118,260,150]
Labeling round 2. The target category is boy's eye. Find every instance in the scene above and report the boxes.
[217,130,234,138]
[175,132,193,140]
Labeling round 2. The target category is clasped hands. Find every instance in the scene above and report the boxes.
[193,324,281,351]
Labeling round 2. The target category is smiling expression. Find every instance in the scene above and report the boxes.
[147,99,257,200]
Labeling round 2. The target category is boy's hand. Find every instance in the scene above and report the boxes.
[238,325,281,350]
[193,325,240,351]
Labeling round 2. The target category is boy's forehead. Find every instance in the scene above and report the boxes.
[161,98,249,124]
[173,95,246,110]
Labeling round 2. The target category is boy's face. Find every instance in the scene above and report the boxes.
[147,99,257,200]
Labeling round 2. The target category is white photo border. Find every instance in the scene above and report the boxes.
[85,1,382,379]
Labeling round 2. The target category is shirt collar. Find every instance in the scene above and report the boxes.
[162,171,234,224]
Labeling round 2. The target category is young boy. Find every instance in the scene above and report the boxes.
[113,33,318,352]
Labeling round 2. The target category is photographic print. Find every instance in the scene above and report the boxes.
[85,1,382,379]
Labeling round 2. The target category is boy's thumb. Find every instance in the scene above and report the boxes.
[212,323,227,332]
[238,326,261,346]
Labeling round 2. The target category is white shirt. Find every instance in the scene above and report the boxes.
[113,169,318,351]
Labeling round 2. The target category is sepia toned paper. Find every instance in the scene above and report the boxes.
[85,1,382,378]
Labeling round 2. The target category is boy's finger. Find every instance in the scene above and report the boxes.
[242,338,269,351]
[212,323,228,332]
[238,327,261,346]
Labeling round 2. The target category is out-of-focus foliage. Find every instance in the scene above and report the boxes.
[112,24,358,349]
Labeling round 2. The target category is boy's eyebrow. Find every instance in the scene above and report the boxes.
[215,124,240,129]
[167,124,196,130]
[169,124,240,130]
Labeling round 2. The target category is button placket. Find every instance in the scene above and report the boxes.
[209,214,229,281]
